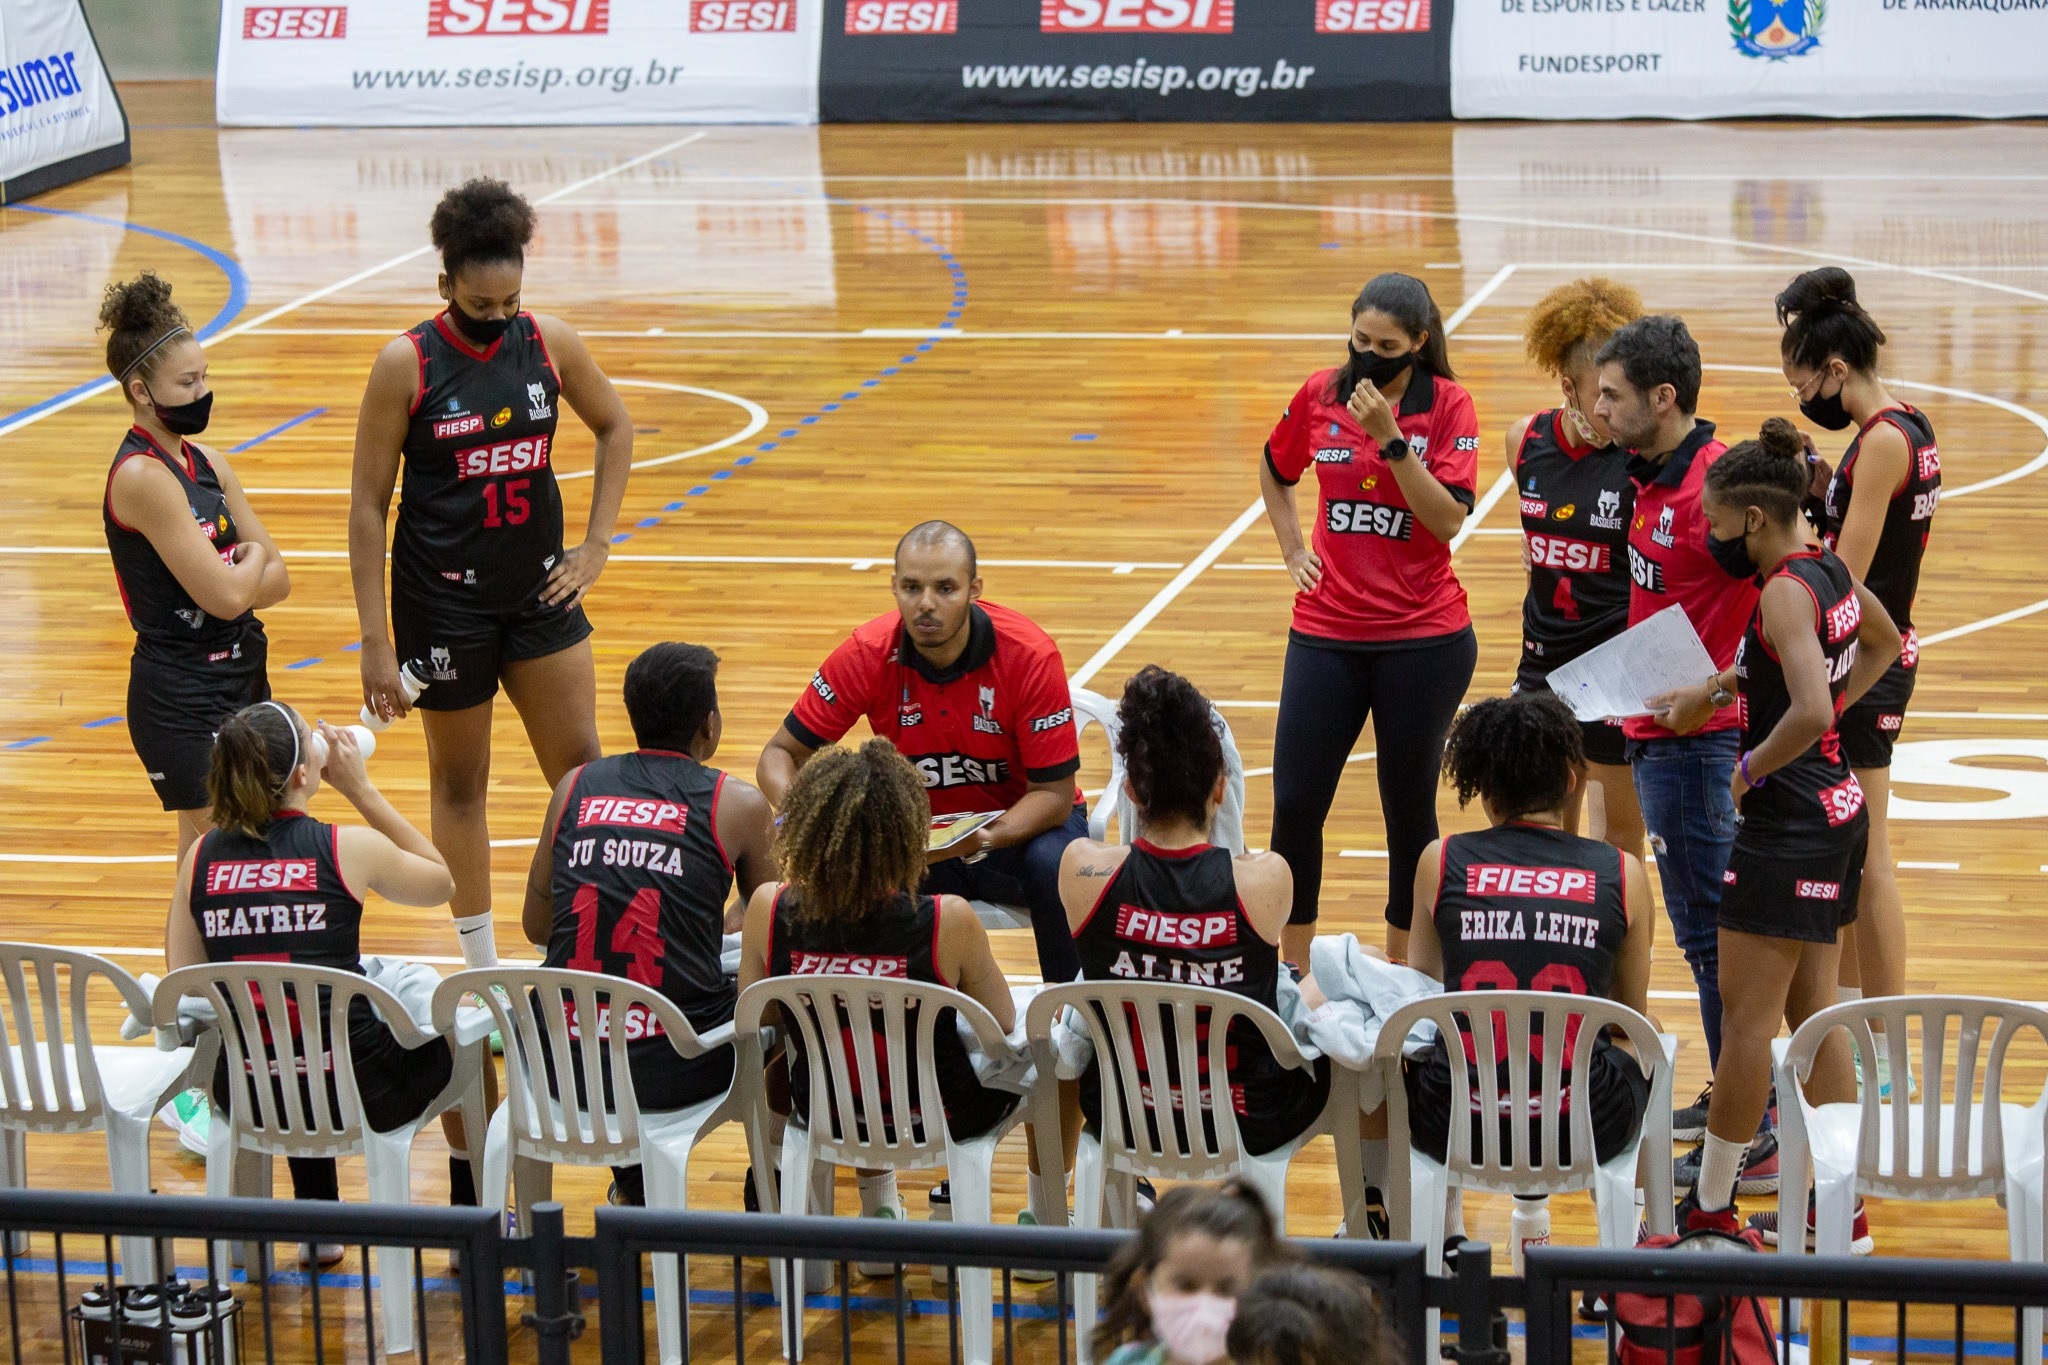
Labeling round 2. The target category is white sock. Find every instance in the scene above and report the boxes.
[1873,1031,1891,1060]
[856,1171,898,1216]
[1697,1133,1748,1212]
[1837,985,1863,1004]
[1026,1170,1046,1218]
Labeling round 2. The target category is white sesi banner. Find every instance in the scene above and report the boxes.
[216,0,822,125]
[1452,0,2048,120]
[0,0,127,200]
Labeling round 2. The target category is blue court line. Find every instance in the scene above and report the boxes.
[83,716,124,729]
[0,208,250,433]
[4,737,49,749]
[229,406,327,453]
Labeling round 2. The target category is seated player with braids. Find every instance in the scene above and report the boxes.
[1404,691,1656,1168]
[1059,665,1331,1162]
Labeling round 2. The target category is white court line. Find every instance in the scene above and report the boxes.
[1919,597,2048,647]
[1242,751,1375,781]
[245,325,1529,344]
[1066,266,1518,691]
[1339,850,1388,859]
[1899,861,1962,871]
[0,131,710,443]
[0,544,1174,573]
[0,853,175,864]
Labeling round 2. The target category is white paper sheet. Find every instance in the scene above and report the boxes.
[1545,605,1718,722]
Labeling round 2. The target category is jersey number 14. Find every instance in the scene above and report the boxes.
[567,884,664,986]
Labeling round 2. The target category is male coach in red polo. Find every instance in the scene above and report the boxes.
[757,521,1089,982]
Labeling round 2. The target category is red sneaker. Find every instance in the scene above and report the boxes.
[1676,1188,1741,1236]
[1749,1197,1873,1256]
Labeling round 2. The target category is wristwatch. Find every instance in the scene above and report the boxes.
[1381,437,1411,462]
[1707,678,1736,709]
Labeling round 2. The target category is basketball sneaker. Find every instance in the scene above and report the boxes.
[1674,1188,1741,1236]
[857,1193,909,1278]
[1672,1084,1713,1142]
[1749,1196,1873,1256]
[156,1090,210,1156]
[1673,1131,1780,1195]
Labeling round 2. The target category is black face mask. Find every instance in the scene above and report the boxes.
[1350,344,1415,389]
[1799,382,1854,432]
[448,299,513,347]
[1706,522,1758,581]
[148,388,213,437]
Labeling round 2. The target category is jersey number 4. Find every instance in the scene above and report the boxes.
[1551,576,1580,623]
[567,885,663,986]
[481,478,532,528]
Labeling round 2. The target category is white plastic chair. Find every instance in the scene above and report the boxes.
[1026,980,1353,1364]
[154,962,487,1357]
[735,975,1030,1365]
[432,967,739,1365]
[1374,991,1673,1287]
[1775,996,2048,1364]
[0,944,215,1280]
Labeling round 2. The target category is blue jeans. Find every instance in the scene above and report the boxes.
[1630,731,1739,1069]
[925,802,1089,983]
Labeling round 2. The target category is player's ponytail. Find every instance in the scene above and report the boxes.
[1776,267,1885,374]
[208,701,304,838]
[775,738,929,926]
[1116,664,1224,833]
[1442,692,1583,819]
[1706,416,1810,526]
[98,272,192,391]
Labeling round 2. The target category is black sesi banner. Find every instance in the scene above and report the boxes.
[820,0,1451,122]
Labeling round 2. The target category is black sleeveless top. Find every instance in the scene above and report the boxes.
[393,312,565,611]
[1433,823,1630,1084]
[766,889,982,1135]
[104,427,259,663]
[1071,839,1286,1125]
[1818,405,1938,637]
[1514,410,1634,687]
[545,751,735,1044]
[1736,549,1868,852]
[187,812,399,1070]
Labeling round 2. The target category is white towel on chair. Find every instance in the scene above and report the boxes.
[1302,934,1442,1109]
[957,984,1044,1094]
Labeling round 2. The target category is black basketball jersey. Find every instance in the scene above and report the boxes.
[104,427,255,662]
[545,751,735,1042]
[1818,405,1939,636]
[392,312,565,612]
[188,812,398,1067]
[766,888,980,1132]
[1072,839,1285,1122]
[1736,549,1868,850]
[1514,411,1634,686]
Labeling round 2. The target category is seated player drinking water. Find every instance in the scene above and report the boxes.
[756,521,1088,984]
[521,642,776,1206]
[163,702,476,1241]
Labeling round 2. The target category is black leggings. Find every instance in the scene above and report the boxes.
[1269,629,1477,930]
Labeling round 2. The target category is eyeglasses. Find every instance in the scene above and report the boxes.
[1788,370,1830,401]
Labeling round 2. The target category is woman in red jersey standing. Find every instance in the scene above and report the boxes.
[1258,272,1481,962]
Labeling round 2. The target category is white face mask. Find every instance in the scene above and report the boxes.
[1149,1290,1236,1365]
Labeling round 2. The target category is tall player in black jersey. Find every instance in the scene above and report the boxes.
[1656,421,1901,1238]
[1406,692,1654,1172]
[163,702,468,1219]
[350,179,633,973]
[1060,666,1329,1162]
[1508,278,1647,860]
[1778,269,1936,1067]
[521,643,776,1205]
[100,274,290,855]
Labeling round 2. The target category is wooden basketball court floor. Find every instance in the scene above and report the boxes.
[5,83,2048,1357]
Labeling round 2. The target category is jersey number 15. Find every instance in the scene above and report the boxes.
[481,478,532,528]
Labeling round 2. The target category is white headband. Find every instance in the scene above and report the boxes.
[260,700,301,786]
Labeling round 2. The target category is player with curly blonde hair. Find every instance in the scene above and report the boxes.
[1506,278,1647,861]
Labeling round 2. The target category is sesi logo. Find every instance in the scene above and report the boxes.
[692,0,798,29]
[1795,879,1842,901]
[453,434,552,480]
[243,6,348,38]
[1525,535,1610,573]
[1314,0,1429,30]
[427,0,609,36]
[844,0,956,32]
[1042,0,1234,31]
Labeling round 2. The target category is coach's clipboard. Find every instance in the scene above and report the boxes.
[929,811,1003,853]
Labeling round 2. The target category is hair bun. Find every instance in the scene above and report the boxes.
[98,272,183,337]
[1757,415,1805,462]
[1775,265,1860,324]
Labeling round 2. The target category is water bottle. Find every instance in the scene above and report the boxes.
[307,724,380,769]
[359,659,428,733]
[1510,1193,1552,1276]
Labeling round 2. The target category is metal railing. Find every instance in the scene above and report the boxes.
[6,1188,2048,1365]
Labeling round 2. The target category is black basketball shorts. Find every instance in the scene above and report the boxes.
[127,627,270,812]
[1718,824,1869,945]
[1836,654,1917,771]
[391,577,592,713]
